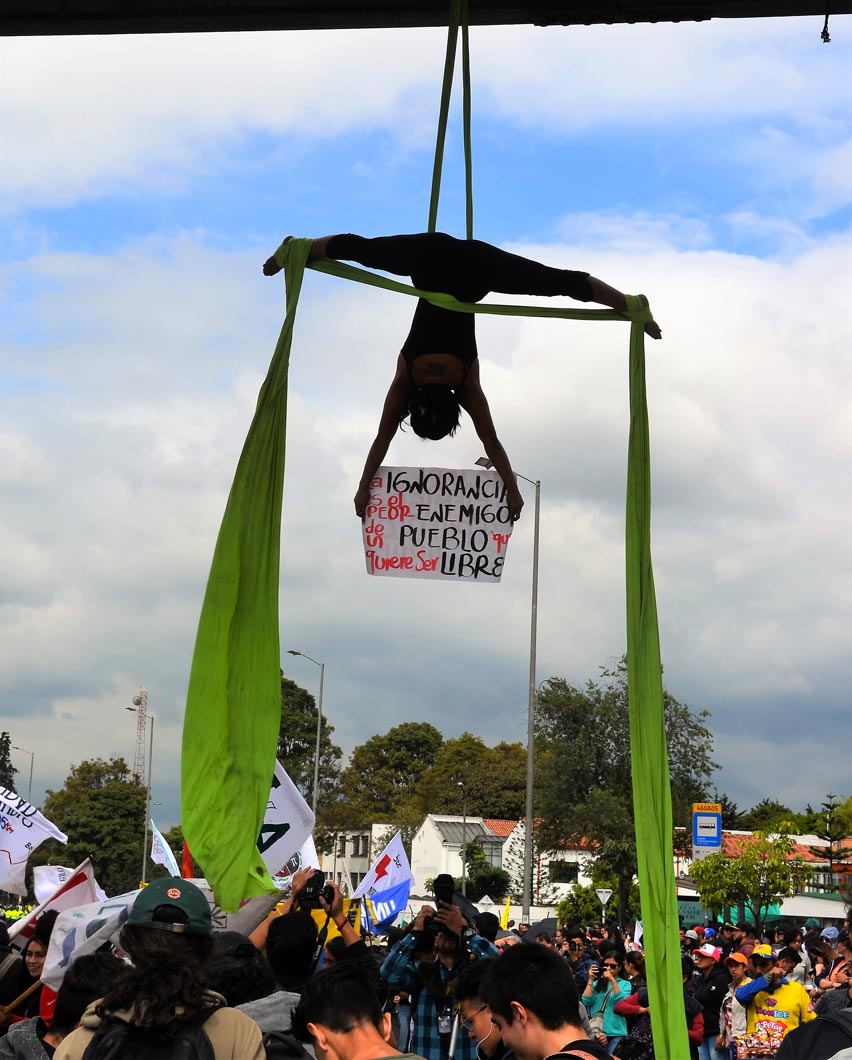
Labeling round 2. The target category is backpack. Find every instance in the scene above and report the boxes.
[262,1030,314,1060]
[81,1007,216,1060]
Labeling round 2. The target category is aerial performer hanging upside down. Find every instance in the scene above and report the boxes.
[263,232,661,522]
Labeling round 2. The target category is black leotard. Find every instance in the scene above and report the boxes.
[325,232,593,373]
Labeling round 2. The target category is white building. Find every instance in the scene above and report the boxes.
[410,815,505,895]
[320,823,396,891]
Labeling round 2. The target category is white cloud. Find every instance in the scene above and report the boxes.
[1,221,850,821]
[1,19,849,216]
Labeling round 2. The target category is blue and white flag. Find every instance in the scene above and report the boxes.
[150,820,180,877]
[361,878,411,935]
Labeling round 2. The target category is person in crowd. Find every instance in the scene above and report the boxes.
[731,923,757,961]
[732,944,815,1056]
[264,233,661,522]
[581,952,630,1055]
[715,924,736,962]
[0,952,126,1060]
[717,952,751,1057]
[291,962,424,1060]
[565,927,596,995]
[206,930,278,1008]
[533,934,552,949]
[473,915,500,945]
[613,953,646,1034]
[613,955,704,1059]
[479,943,611,1060]
[455,959,510,1060]
[683,930,700,957]
[812,928,852,1015]
[775,1001,852,1060]
[243,874,375,1036]
[53,877,264,1060]
[691,943,729,1060]
[805,940,832,996]
[779,927,811,989]
[0,924,22,1010]
[3,939,46,1023]
[380,900,498,1060]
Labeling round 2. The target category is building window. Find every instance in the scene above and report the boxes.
[362,835,370,857]
[548,861,579,884]
[338,836,347,857]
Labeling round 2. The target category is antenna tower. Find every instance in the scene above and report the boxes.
[131,689,148,783]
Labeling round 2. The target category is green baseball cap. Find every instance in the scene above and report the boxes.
[127,878,212,936]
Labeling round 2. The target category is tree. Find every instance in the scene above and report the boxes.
[534,660,716,914]
[0,733,17,791]
[690,830,813,937]
[416,734,527,820]
[462,841,510,902]
[334,722,444,823]
[277,676,342,811]
[737,799,797,832]
[713,791,745,830]
[31,757,147,896]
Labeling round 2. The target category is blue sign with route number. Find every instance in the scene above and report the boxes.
[692,812,722,847]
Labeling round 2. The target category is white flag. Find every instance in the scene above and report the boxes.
[0,787,67,895]
[150,820,180,877]
[340,861,355,898]
[258,761,315,878]
[10,859,101,951]
[33,865,74,905]
[270,834,321,890]
[353,831,412,898]
[41,889,139,991]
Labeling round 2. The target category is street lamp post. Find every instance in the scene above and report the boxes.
[11,746,34,802]
[476,456,540,921]
[458,781,467,898]
[126,701,155,885]
[287,650,325,816]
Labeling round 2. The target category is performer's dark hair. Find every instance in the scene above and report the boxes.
[405,385,461,440]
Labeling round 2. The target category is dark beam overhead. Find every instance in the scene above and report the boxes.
[2,0,849,36]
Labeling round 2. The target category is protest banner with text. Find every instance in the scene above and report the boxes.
[362,466,514,582]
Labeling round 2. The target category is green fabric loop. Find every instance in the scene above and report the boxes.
[180,236,313,911]
[304,252,648,326]
[625,291,689,1058]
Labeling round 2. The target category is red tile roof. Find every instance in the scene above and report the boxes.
[720,832,830,864]
[484,819,518,838]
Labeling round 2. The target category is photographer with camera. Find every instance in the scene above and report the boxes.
[241,869,378,1037]
[380,877,498,1060]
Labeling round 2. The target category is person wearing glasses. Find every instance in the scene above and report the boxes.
[564,926,596,993]
[581,953,630,1055]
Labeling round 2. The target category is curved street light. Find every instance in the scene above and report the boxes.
[287,650,325,816]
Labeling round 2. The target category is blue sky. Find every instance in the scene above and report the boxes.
[1,18,850,836]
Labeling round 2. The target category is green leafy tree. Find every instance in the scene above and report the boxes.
[713,791,745,830]
[0,733,18,791]
[461,841,510,902]
[31,757,146,895]
[417,734,527,820]
[277,676,342,812]
[534,660,715,912]
[737,799,797,832]
[690,830,813,937]
[334,722,444,823]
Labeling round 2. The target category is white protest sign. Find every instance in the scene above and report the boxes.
[0,786,67,894]
[362,466,513,582]
[258,761,316,879]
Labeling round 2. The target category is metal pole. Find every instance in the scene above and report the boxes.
[312,663,324,816]
[141,715,154,885]
[12,747,34,802]
[461,786,468,898]
[522,478,541,922]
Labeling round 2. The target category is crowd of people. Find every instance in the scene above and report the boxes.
[0,875,850,1060]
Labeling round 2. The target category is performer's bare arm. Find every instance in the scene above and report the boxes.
[458,362,524,522]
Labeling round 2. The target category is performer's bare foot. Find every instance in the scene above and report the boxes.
[640,295,662,340]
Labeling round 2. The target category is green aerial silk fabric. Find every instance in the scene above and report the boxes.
[624,294,689,1059]
[180,237,312,912]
